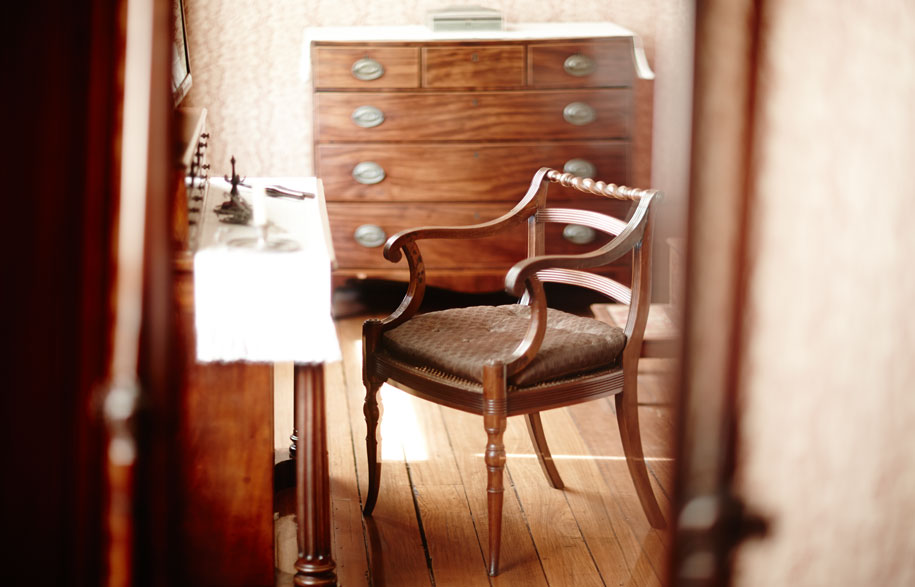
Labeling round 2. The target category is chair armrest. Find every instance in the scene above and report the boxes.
[383,168,551,263]
[376,169,551,328]
[544,169,663,202]
[504,192,657,297]
[382,208,528,262]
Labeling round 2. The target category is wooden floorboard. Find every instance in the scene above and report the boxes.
[339,317,432,586]
[543,402,660,585]
[502,417,608,587]
[326,358,371,587]
[275,315,675,586]
[406,395,492,586]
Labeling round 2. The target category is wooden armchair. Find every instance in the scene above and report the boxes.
[361,168,666,575]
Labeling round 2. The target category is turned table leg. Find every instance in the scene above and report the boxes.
[293,363,336,586]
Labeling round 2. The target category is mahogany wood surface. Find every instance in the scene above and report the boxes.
[173,266,276,586]
[315,89,631,142]
[312,31,649,293]
[528,39,634,88]
[422,45,525,88]
[293,364,336,586]
[317,141,630,202]
[313,46,420,89]
[6,2,127,584]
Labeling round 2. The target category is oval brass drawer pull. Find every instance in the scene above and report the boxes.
[352,57,384,81]
[563,54,595,77]
[352,161,386,185]
[563,158,597,178]
[563,102,596,126]
[562,224,597,245]
[354,224,387,247]
[351,105,385,128]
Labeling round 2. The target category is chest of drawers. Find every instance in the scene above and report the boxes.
[308,24,653,292]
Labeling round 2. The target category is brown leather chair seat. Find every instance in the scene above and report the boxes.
[382,305,626,386]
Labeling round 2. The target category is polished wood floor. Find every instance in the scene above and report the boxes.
[275,289,676,586]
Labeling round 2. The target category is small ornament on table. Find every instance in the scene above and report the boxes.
[214,155,253,225]
[224,164,301,252]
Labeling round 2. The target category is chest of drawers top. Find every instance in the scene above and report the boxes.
[304,22,654,90]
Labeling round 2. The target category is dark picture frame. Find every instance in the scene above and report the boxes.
[171,0,192,105]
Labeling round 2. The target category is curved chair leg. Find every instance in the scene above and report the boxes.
[362,378,383,516]
[483,363,508,576]
[362,320,385,517]
[616,367,666,528]
[525,412,564,489]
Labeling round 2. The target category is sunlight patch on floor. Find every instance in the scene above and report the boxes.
[351,339,429,462]
[380,383,428,461]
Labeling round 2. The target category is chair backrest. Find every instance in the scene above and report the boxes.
[506,168,660,344]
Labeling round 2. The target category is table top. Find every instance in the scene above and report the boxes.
[193,177,341,364]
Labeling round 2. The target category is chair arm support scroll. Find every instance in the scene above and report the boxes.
[379,239,426,329]
[504,278,548,377]
[377,169,551,328]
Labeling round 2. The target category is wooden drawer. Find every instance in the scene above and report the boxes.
[317,141,630,202]
[313,46,420,88]
[327,201,630,270]
[422,45,525,88]
[529,39,634,87]
[315,89,632,141]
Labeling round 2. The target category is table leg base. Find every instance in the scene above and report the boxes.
[294,558,336,587]
[294,363,336,586]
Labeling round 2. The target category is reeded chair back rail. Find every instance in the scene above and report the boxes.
[361,167,665,576]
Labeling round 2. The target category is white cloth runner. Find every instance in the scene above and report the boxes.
[194,177,341,364]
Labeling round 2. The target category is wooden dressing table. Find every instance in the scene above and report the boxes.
[173,154,340,584]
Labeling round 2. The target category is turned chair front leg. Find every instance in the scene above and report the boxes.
[483,362,508,576]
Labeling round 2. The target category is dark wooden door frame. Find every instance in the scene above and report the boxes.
[669,1,768,585]
[103,0,181,585]
[3,0,131,584]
